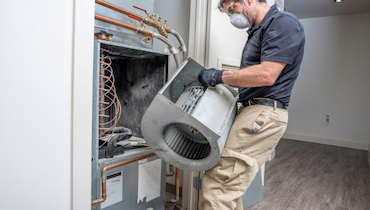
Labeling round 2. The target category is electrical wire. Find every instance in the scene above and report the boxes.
[99,48,122,148]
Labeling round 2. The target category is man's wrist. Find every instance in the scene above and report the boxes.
[214,70,223,84]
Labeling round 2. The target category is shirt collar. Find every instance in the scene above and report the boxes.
[247,4,279,35]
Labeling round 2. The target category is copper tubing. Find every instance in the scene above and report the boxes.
[170,167,180,203]
[95,0,142,21]
[99,50,105,138]
[95,0,158,29]
[166,165,174,177]
[95,14,155,38]
[175,167,180,199]
[95,14,137,32]
[98,49,122,148]
[91,153,156,205]
[95,0,167,37]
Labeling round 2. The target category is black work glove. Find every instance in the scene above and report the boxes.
[198,68,223,88]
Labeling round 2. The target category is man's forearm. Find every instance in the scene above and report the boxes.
[222,61,286,88]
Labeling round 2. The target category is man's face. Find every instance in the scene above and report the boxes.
[223,0,243,16]
[223,0,257,28]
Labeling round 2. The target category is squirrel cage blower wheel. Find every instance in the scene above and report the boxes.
[141,58,238,171]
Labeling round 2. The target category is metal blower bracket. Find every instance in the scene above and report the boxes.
[141,58,238,171]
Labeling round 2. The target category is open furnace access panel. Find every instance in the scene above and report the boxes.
[91,40,169,210]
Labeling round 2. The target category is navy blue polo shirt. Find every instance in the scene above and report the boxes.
[238,4,305,106]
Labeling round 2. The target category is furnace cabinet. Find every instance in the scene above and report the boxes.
[91,39,169,210]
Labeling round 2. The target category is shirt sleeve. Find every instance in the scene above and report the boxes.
[261,14,305,64]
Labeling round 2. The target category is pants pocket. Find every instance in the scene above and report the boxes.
[224,106,265,151]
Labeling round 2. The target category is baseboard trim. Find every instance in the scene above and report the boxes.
[283,133,369,151]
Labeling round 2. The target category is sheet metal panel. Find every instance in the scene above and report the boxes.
[92,40,169,210]
[93,156,166,210]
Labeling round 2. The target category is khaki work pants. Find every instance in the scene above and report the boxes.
[199,104,288,210]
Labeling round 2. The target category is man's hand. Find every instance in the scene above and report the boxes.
[198,68,224,88]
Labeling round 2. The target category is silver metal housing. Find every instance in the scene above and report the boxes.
[141,58,238,171]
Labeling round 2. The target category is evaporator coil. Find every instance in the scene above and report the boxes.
[141,58,238,171]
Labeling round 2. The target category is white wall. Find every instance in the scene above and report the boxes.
[0,1,94,209]
[285,12,370,149]
[207,0,249,69]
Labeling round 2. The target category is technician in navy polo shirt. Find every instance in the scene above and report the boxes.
[198,0,305,209]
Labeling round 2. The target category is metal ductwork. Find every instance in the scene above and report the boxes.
[141,58,238,171]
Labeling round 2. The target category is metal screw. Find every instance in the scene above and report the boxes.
[190,127,197,134]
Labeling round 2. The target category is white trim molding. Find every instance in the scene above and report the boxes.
[275,0,285,11]
[188,0,210,67]
[72,0,94,209]
[283,133,369,151]
[217,57,240,70]
[182,171,200,210]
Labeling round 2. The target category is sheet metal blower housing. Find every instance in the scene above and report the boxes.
[141,58,238,171]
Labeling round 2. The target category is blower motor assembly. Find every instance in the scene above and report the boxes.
[141,58,238,171]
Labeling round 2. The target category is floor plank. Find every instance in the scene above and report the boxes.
[246,139,370,210]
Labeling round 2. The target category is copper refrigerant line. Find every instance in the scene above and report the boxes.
[95,0,187,65]
[95,0,168,37]
[99,48,121,148]
[95,14,180,68]
[92,153,156,205]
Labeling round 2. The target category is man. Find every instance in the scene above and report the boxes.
[198,0,305,209]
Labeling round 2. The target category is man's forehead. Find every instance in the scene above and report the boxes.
[223,0,235,9]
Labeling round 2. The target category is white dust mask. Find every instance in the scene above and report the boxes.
[229,1,250,29]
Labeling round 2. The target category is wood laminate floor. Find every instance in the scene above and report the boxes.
[246,139,370,210]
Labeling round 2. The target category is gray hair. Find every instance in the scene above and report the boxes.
[217,0,267,12]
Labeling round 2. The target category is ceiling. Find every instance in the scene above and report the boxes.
[284,0,370,19]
